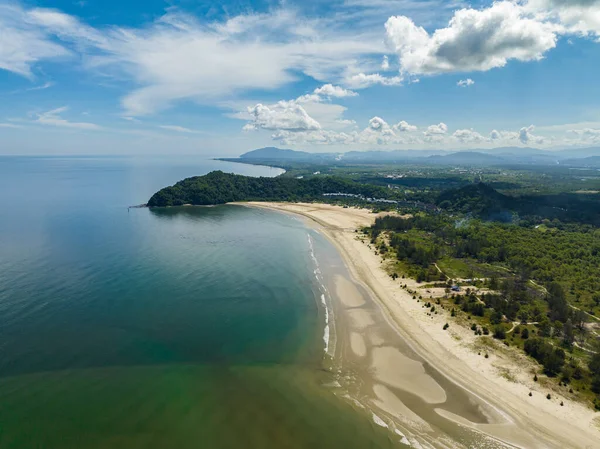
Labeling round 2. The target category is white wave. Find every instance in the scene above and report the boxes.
[394,430,411,447]
[308,233,335,356]
[372,413,389,428]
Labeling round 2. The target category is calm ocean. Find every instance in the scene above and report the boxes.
[0,156,396,449]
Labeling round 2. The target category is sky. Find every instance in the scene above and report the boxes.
[1,0,600,156]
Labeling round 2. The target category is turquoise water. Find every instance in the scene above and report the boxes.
[0,157,395,448]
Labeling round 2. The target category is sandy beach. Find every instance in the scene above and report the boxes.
[242,202,600,449]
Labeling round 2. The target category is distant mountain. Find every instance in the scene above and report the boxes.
[427,151,505,165]
[341,149,448,161]
[555,147,600,159]
[240,147,320,160]
[234,146,600,166]
[561,156,600,168]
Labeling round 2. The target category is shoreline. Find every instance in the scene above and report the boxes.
[238,202,600,449]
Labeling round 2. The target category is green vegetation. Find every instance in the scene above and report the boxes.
[369,211,600,407]
[437,183,600,226]
[147,171,395,207]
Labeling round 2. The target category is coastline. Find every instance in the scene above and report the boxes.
[238,202,600,449]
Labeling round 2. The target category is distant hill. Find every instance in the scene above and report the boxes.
[556,147,600,159]
[232,146,600,167]
[240,147,320,160]
[561,156,600,168]
[427,151,505,166]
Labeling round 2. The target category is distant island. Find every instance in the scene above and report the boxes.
[147,171,392,207]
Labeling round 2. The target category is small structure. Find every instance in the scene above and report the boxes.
[451,285,461,292]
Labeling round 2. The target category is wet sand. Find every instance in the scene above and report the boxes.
[240,202,600,449]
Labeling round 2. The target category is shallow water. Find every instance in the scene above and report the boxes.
[0,157,396,449]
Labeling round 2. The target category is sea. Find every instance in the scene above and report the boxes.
[0,156,397,449]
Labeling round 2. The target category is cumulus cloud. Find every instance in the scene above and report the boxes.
[244,102,321,132]
[518,125,544,144]
[526,0,600,38]
[272,129,356,145]
[313,84,358,98]
[424,122,448,135]
[34,106,101,129]
[457,78,475,87]
[394,120,417,132]
[569,127,600,136]
[567,127,600,144]
[453,128,486,143]
[385,2,558,75]
[344,73,403,88]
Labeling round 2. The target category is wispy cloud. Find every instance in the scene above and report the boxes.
[0,123,24,129]
[159,125,204,134]
[34,106,101,130]
[1,5,386,116]
[25,81,54,91]
[0,5,70,79]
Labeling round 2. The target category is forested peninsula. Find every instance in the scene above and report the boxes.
[147,171,391,207]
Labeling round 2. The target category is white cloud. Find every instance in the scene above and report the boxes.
[270,114,423,146]
[159,125,203,134]
[0,123,23,129]
[385,2,558,75]
[381,55,390,70]
[0,5,70,78]
[313,84,358,98]
[244,102,321,132]
[526,0,600,38]
[273,129,357,145]
[569,127,600,136]
[457,78,474,87]
[518,125,544,144]
[34,106,101,130]
[393,120,417,132]
[424,122,448,135]
[453,128,486,143]
[1,6,386,115]
[344,72,404,88]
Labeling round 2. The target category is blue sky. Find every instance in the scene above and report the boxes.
[1,0,600,155]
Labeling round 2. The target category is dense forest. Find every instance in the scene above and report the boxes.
[147,171,394,207]
[436,183,600,226]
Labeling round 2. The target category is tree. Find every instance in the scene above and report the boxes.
[547,282,569,323]
[544,348,566,376]
[490,309,503,325]
[589,351,600,376]
[573,309,587,332]
[562,319,574,348]
[538,318,551,337]
[488,275,499,291]
[493,326,506,340]
[521,328,529,339]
